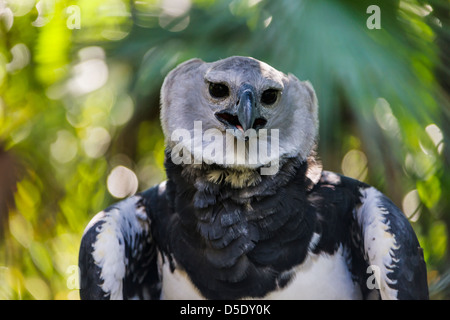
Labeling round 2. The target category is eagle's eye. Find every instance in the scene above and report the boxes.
[209,82,229,99]
[261,89,278,105]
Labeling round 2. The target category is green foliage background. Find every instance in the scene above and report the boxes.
[0,0,449,299]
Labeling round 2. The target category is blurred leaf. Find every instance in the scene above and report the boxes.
[29,241,53,278]
[9,213,33,249]
[429,221,448,263]
[24,276,50,300]
[417,175,442,209]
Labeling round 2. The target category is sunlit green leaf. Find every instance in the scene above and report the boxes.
[29,241,53,278]
[417,175,442,209]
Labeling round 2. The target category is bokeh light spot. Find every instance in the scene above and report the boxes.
[107,165,139,198]
[341,149,368,181]
[51,130,78,163]
[82,126,111,158]
[402,189,421,222]
[426,124,444,154]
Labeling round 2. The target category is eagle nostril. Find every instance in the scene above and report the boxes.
[253,118,267,129]
[215,112,242,128]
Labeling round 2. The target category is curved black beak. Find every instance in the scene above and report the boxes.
[237,84,257,132]
[215,84,267,133]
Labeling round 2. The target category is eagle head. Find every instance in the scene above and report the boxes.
[160,56,318,178]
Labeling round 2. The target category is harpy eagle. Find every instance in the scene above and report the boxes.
[78,56,429,300]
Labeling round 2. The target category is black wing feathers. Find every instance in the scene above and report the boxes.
[78,189,162,300]
[79,220,109,300]
[313,171,428,299]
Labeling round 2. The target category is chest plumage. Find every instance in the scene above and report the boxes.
[149,154,360,299]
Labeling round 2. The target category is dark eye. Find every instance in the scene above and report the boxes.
[209,82,229,98]
[261,89,278,105]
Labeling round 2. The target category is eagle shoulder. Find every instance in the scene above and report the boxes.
[309,171,428,300]
[79,185,163,300]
